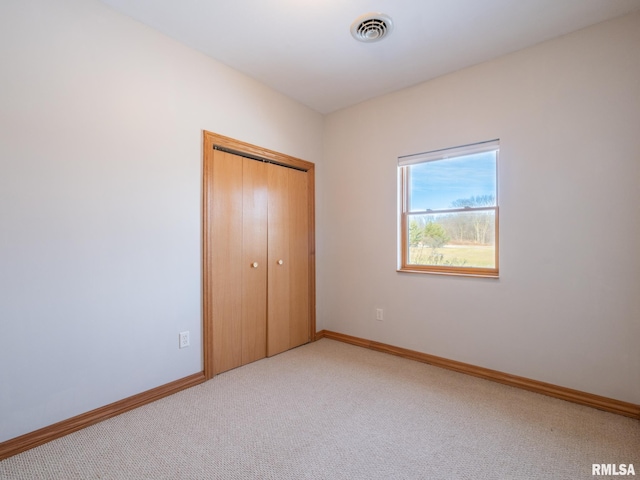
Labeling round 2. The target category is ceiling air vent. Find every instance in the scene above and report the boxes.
[350,13,393,43]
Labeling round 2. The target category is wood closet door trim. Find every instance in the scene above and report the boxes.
[203,131,315,380]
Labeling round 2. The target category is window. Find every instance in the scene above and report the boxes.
[398,140,499,277]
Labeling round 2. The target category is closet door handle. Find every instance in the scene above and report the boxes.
[251,262,259,268]
[277,259,284,265]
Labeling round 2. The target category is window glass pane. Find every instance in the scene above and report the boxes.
[408,152,497,212]
[407,211,496,268]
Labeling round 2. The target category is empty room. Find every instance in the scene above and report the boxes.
[1,0,639,478]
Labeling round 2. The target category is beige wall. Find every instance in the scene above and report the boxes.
[1,0,638,446]
[320,12,640,404]
[0,0,323,442]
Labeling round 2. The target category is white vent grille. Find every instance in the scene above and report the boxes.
[350,13,393,43]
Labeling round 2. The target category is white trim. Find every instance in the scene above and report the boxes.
[398,139,499,166]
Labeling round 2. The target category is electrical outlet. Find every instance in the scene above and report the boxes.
[376,308,383,321]
[179,331,190,349]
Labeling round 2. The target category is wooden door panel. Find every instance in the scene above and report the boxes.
[288,168,310,348]
[267,163,290,356]
[241,158,268,364]
[211,150,243,374]
[203,130,315,379]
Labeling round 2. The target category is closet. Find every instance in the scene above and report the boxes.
[202,131,315,378]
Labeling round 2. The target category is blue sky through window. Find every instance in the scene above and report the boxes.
[408,152,496,211]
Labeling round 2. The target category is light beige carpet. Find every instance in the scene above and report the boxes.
[1,338,638,479]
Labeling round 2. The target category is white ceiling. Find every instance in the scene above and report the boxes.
[97,0,640,114]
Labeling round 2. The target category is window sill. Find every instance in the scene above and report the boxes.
[397,266,499,278]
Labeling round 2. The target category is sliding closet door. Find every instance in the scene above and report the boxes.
[288,168,310,349]
[241,157,268,365]
[211,150,243,374]
[210,151,268,374]
[267,164,310,356]
[267,163,291,356]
